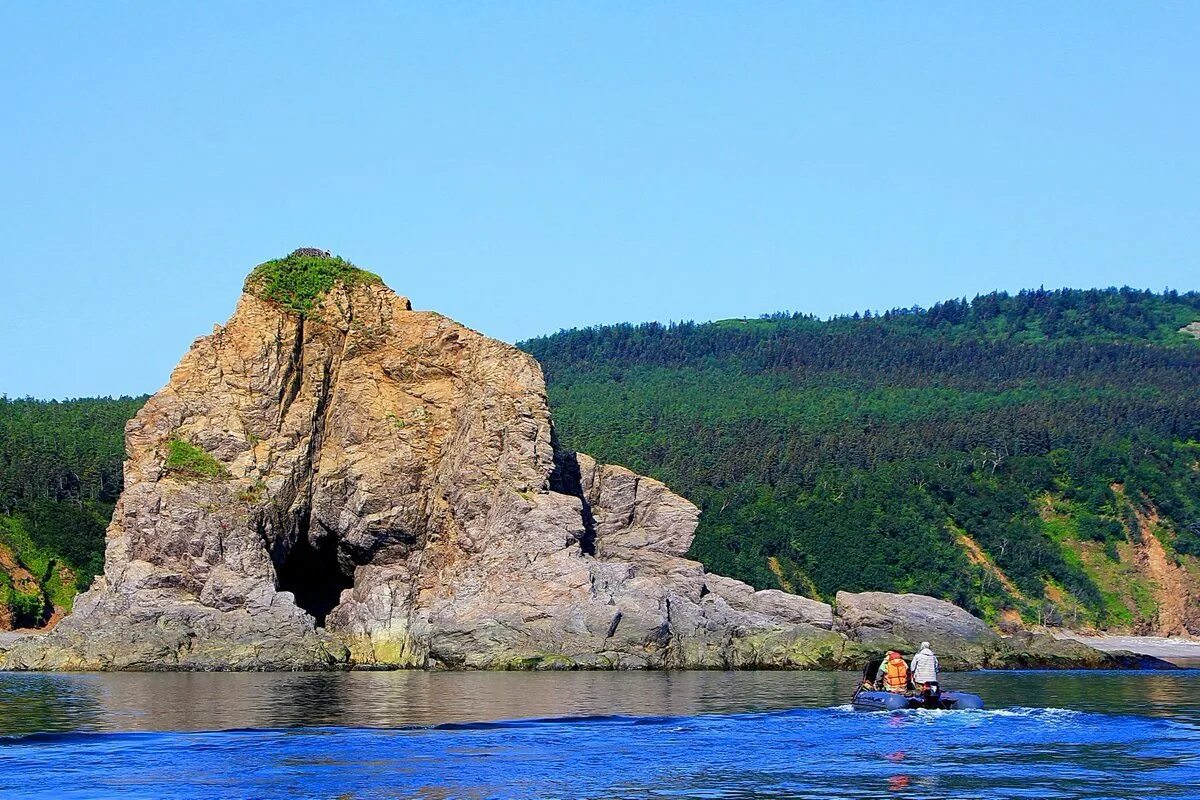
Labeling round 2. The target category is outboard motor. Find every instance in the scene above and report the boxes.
[863,658,883,689]
[854,658,883,702]
[919,681,941,709]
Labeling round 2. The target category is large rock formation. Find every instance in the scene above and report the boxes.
[1,252,839,671]
[0,251,1157,672]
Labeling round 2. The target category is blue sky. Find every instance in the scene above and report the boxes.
[3,4,1197,398]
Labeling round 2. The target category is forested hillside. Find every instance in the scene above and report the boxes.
[523,288,1200,634]
[0,397,145,627]
[3,288,1199,635]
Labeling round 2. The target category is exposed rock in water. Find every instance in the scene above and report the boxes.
[834,591,1000,669]
[0,251,1143,672]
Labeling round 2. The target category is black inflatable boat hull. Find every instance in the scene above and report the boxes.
[852,690,985,711]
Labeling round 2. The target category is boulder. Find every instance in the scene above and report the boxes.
[834,590,1000,668]
[986,631,1177,670]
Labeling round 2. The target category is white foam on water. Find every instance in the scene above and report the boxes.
[845,706,1091,727]
[981,707,1083,719]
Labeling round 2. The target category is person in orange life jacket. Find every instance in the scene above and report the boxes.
[875,650,910,692]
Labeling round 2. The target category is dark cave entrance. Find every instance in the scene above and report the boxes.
[274,512,354,627]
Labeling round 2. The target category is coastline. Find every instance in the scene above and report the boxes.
[1052,632,1200,664]
[0,626,1183,672]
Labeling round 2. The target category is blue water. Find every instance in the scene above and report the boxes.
[1,670,1197,799]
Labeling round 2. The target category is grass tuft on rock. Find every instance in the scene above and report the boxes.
[164,439,228,479]
[236,478,268,503]
[244,248,382,316]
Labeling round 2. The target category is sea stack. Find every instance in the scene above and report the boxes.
[2,250,839,670]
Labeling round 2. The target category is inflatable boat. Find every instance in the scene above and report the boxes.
[852,687,985,711]
[852,657,984,711]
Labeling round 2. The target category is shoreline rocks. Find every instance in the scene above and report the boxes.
[832,591,1176,671]
[3,586,1166,671]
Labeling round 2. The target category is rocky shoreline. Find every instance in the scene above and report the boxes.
[0,588,1172,672]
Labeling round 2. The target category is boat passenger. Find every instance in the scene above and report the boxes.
[875,650,910,693]
[910,641,939,687]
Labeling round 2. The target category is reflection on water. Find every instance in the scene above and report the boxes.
[0,671,1197,800]
[0,669,1197,735]
[0,670,861,735]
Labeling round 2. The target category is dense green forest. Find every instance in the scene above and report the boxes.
[0,396,145,626]
[523,288,1200,630]
[3,287,1198,632]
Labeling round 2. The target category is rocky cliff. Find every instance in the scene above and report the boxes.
[1,252,842,670]
[0,252,1155,671]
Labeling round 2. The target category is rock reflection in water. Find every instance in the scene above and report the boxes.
[1,669,1199,736]
[0,673,107,736]
[57,670,865,733]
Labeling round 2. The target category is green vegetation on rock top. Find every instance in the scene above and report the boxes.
[164,439,227,479]
[244,248,382,315]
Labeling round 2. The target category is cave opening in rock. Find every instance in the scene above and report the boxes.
[274,512,353,626]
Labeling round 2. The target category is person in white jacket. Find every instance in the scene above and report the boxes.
[910,641,940,686]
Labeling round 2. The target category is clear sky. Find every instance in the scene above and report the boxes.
[3,4,1197,399]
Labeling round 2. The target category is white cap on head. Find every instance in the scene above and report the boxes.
[921,641,930,650]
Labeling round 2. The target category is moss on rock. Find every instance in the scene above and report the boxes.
[492,652,578,671]
[244,248,382,316]
[164,439,227,479]
[729,626,849,669]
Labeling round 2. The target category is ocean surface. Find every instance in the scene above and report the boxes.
[1,669,1197,799]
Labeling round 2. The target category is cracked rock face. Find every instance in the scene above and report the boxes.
[2,268,838,671]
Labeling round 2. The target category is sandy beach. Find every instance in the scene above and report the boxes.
[1053,632,1200,662]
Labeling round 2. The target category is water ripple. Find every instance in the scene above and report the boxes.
[0,671,1197,799]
